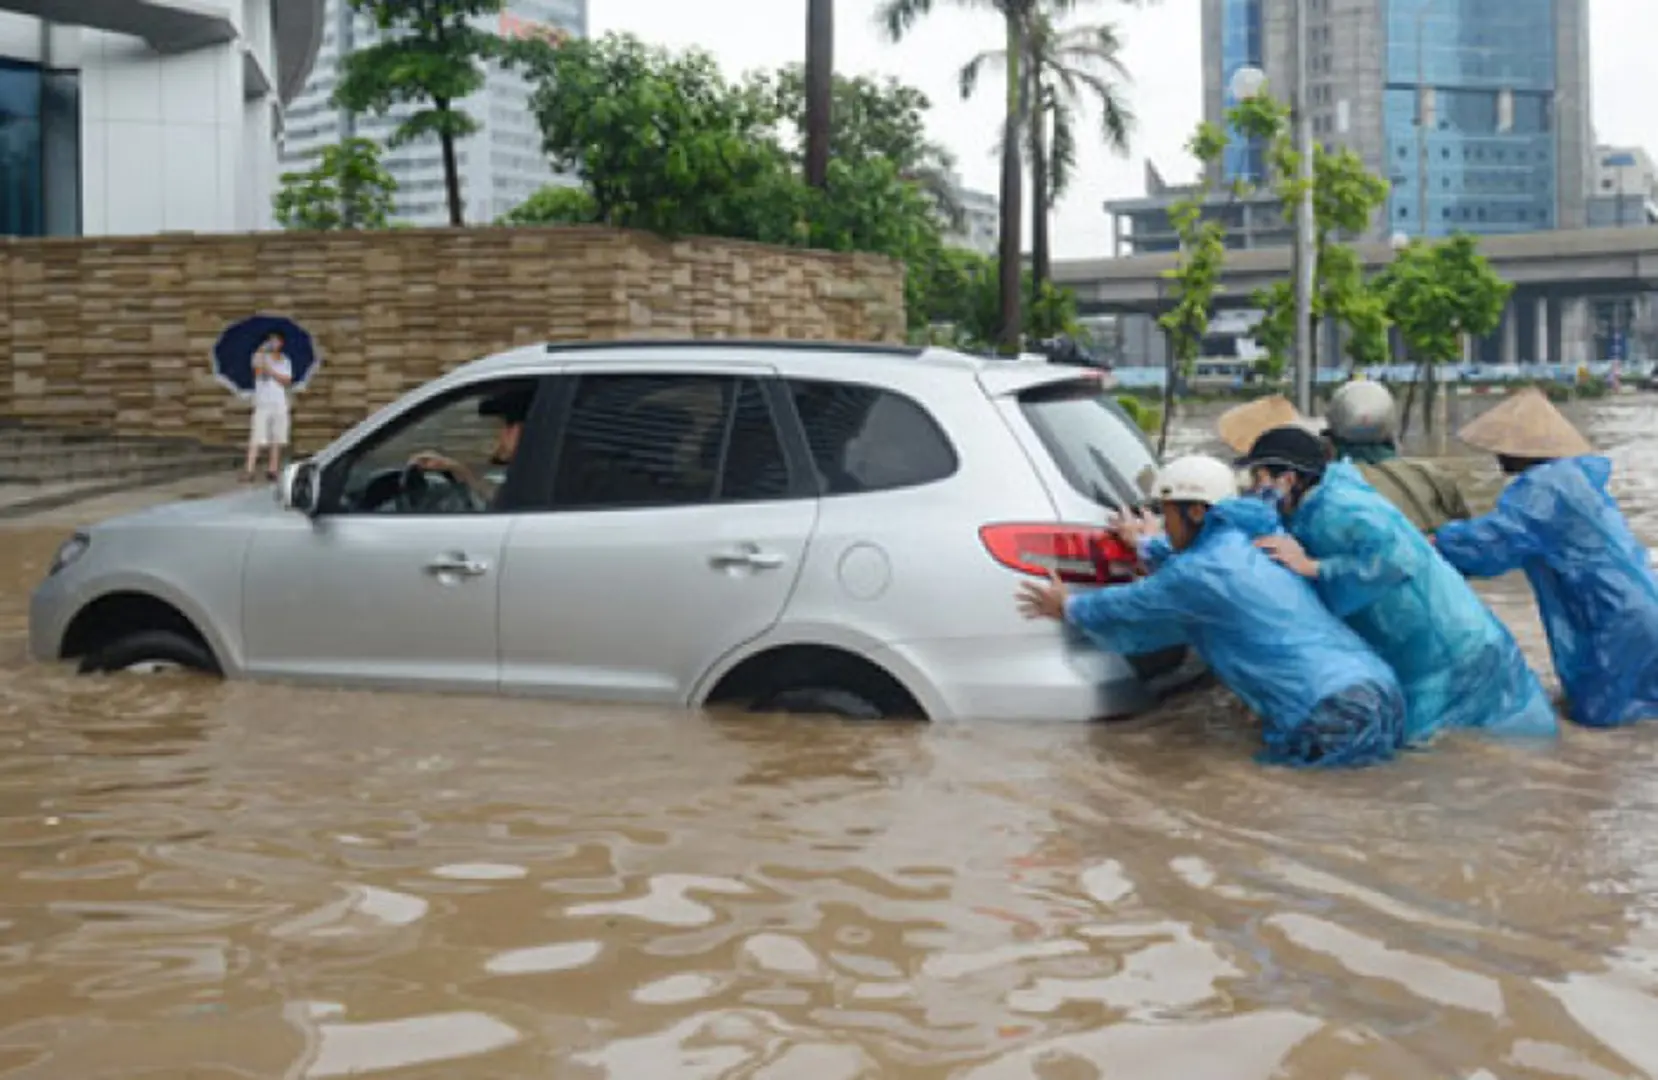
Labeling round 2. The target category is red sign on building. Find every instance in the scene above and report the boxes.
[498,12,570,45]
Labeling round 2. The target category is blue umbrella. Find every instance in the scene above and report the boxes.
[213,314,319,396]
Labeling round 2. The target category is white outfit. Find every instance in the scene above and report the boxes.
[250,353,293,448]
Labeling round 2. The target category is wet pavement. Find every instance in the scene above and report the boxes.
[1,398,1657,1078]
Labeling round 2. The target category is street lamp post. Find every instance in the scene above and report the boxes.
[1414,2,1433,232]
[1291,0,1315,415]
[1228,0,1314,414]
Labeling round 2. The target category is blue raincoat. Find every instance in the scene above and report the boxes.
[1278,462,1556,744]
[1435,457,1658,729]
[1068,498,1405,767]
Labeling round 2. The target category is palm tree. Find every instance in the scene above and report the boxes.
[879,0,1052,353]
[805,0,834,188]
[962,15,1133,295]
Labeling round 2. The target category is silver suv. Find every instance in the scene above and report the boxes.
[30,341,1194,721]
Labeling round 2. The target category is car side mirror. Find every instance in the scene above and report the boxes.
[278,461,321,516]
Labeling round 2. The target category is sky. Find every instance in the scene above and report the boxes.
[588,0,1657,260]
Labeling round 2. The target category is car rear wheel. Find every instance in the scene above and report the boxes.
[78,629,220,676]
[751,686,888,721]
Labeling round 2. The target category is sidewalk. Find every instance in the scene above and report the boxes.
[0,473,246,528]
[0,424,242,523]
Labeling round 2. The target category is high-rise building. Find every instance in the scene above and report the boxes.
[1199,0,1593,240]
[281,0,586,226]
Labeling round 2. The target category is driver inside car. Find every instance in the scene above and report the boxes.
[407,389,530,509]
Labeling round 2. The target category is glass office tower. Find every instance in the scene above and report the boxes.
[1219,0,1265,184]
[1200,0,1589,240]
[1383,0,1558,236]
[0,56,79,237]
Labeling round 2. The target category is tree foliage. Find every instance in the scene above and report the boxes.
[877,0,1149,351]
[1155,122,1229,454]
[914,250,1078,349]
[331,0,504,226]
[1377,233,1512,432]
[273,138,398,231]
[510,34,799,242]
[1224,91,1391,373]
[506,32,994,337]
[495,183,596,226]
[959,14,1135,292]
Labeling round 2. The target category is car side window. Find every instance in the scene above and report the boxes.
[786,379,957,495]
[550,374,793,510]
[719,379,791,502]
[326,377,541,515]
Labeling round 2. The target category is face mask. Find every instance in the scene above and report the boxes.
[1250,484,1287,515]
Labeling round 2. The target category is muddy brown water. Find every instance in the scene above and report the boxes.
[1,399,1657,1078]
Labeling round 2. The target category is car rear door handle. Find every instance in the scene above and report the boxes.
[425,552,489,578]
[709,545,786,571]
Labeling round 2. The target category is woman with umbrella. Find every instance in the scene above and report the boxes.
[242,333,293,482]
[213,315,319,483]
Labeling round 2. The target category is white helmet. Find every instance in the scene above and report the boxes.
[1150,455,1239,507]
[1326,380,1398,443]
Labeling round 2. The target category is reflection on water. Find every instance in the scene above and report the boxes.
[0,399,1656,1077]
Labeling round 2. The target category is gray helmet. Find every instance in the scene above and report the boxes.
[1326,380,1398,443]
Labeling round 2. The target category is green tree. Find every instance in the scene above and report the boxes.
[1228,92,1390,375]
[510,34,800,242]
[1156,122,1229,454]
[507,34,955,338]
[762,66,961,222]
[960,13,1134,293]
[878,0,1042,354]
[495,183,596,226]
[332,0,504,226]
[273,137,398,231]
[1377,233,1512,434]
[910,247,1081,350]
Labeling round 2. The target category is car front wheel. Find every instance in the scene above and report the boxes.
[78,629,220,676]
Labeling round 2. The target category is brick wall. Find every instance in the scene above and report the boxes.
[0,227,905,450]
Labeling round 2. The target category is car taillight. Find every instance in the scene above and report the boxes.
[979,523,1141,585]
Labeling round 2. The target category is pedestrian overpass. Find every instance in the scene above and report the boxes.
[1053,226,1658,366]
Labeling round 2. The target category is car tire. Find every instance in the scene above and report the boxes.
[78,630,220,677]
[752,686,887,721]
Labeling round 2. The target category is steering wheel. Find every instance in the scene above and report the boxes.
[397,461,486,514]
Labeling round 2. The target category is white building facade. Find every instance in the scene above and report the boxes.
[0,0,324,236]
[281,0,586,226]
[1588,145,1658,228]
[941,170,997,257]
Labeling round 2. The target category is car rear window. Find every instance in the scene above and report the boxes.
[1018,381,1159,509]
[787,379,958,495]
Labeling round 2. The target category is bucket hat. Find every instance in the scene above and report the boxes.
[1236,425,1329,476]
[1217,395,1327,453]
[1456,387,1592,459]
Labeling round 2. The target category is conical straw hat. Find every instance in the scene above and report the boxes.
[1456,387,1593,458]
[1217,394,1315,453]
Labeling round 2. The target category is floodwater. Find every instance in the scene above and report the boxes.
[1,399,1657,1078]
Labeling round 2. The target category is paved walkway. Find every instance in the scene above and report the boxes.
[0,473,247,528]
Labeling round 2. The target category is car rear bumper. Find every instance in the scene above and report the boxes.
[873,630,1200,723]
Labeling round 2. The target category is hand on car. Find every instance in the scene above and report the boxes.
[1016,571,1069,622]
[1255,534,1320,578]
[1111,508,1164,547]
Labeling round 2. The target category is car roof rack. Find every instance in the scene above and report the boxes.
[541,339,926,358]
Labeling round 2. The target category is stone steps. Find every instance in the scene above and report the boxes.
[0,425,238,501]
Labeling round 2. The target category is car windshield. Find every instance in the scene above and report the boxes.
[1019,380,1159,509]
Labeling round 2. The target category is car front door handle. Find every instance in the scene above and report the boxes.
[425,553,489,578]
[709,545,786,571]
